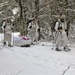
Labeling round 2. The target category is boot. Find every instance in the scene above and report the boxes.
[31,42,34,45]
[56,48,61,51]
[8,44,13,47]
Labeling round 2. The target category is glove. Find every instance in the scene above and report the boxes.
[13,24,14,26]
[58,26,62,30]
[4,25,6,28]
[38,28,40,32]
[65,29,68,32]
[29,26,32,29]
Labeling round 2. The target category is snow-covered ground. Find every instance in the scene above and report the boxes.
[0,32,75,75]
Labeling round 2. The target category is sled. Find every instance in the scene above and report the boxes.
[14,35,31,47]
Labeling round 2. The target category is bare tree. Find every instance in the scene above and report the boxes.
[15,0,28,36]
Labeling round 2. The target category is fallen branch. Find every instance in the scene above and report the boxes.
[62,65,70,75]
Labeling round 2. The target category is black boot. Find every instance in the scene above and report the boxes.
[56,48,61,51]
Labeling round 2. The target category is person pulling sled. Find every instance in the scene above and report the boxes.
[1,17,13,47]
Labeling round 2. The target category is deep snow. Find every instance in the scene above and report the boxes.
[0,33,75,75]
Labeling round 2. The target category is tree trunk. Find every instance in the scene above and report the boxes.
[30,0,33,17]
[19,0,27,36]
[46,0,52,26]
[65,0,69,21]
[35,0,40,40]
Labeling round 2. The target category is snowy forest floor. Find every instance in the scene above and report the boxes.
[0,32,75,75]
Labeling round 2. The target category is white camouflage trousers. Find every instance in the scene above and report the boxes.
[4,33,12,45]
[54,31,68,48]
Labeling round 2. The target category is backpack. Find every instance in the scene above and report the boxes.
[51,19,63,32]
[51,19,57,32]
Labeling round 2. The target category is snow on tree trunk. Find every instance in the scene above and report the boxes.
[19,0,28,36]
[34,0,40,40]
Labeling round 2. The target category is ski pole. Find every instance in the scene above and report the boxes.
[12,24,14,46]
[1,29,3,45]
[3,25,6,47]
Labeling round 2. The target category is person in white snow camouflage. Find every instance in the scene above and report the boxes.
[54,15,70,51]
[1,17,13,47]
[27,18,39,44]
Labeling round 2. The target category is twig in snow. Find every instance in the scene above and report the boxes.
[16,70,23,75]
[62,65,70,75]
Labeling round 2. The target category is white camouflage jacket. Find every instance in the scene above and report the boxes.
[2,21,13,34]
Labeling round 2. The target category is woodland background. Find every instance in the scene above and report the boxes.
[0,0,75,42]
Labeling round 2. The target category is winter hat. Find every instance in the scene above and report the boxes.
[60,15,66,19]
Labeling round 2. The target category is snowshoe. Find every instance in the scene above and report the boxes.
[64,47,71,52]
[8,44,13,47]
[56,48,61,51]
